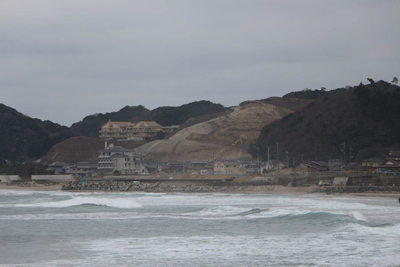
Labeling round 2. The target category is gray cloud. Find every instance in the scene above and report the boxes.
[0,0,399,126]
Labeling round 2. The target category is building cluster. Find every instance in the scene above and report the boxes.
[290,151,400,174]
[47,151,400,178]
[46,142,291,177]
[47,128,400,178]
[360,151,400,174]
[99,120,179,142]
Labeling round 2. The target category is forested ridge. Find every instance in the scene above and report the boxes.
[257,81,400,162]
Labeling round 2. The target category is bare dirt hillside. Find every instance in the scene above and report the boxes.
[41,136,145,164]
[135,98,310,161]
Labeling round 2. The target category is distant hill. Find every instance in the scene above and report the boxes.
[0,104,72,162]
[6,80,399,164]
[257,81,400,163]
[0,101,227,162]
[70,100,228,137]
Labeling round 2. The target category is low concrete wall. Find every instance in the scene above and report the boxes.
[332,177,349,186]
[32,175,73,182]
[0,175,21,183]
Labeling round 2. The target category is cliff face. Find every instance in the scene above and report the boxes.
[257,81,400,162]
[134,98,311,162]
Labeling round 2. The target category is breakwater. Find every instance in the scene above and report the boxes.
[61,181,400,194]
[315,185,400,194]
[61,181,318,193]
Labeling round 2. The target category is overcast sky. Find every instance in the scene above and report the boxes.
[1,0,399,126]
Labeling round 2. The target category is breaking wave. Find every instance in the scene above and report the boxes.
[178,206,351,221]
[0,196,143,209]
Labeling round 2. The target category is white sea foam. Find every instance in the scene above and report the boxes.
[0,212,147,220]
[75,225,400,267]
[350,211,368,222]
[0,196,142,209]
[181,205,316,219]
[0,190,42,196]
[182,206,260,217]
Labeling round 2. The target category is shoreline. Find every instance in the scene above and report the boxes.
[0,184,63,191]
[1,183,400,198]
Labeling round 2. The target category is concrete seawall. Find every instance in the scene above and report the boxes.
[62,181,317,193]
[0,175,20,183]
[32,175,73,182]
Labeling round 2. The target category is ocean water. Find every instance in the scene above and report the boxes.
[0,190,399,267]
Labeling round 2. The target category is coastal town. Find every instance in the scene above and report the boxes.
[55,120,400,177]
[2,120,399,192]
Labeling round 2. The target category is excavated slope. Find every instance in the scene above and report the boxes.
[41,136,144,164]
[135,99,306,161]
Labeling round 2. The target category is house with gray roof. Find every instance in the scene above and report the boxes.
[66,162,98,177]
[294,160,329,172]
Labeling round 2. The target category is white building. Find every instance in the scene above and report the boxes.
[98,144,147,175]
[260,160,286,174]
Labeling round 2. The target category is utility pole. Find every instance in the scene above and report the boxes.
[286,151,289,168]
[342,142,346,164]
[276,142,279,171]
[349,147,353,164]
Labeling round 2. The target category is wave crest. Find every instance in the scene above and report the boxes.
[1,196,142,209]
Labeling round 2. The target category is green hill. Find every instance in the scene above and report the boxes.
[257,81,400,163]
[0,104,72,162]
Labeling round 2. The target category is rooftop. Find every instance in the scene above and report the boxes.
[133,121,162,128]
[99,146,134,153]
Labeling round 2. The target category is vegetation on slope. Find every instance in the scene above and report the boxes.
[0,162,48,177]
[71,100,228,137]
[0,104,72,163]
[283,88,329,100]
[257,81,400,163]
